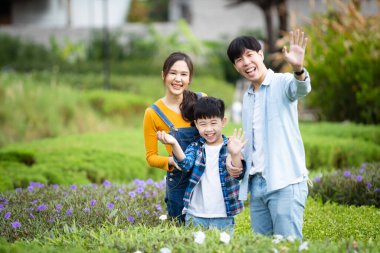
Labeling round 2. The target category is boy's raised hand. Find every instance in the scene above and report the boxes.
[157,131,176,145]
[282,29,308,72]
[228,128,247,155]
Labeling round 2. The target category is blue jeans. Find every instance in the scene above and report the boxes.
[185,213,235,234]
[249,174,308,239]
[165,126,200,223]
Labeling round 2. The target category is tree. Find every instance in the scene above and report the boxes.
[227,0,288,54]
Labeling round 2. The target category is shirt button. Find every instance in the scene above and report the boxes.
[170,173,174,176]
[169,178,173,181]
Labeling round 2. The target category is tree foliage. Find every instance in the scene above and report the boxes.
[304,1,380,123]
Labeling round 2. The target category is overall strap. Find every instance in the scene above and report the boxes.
[150,104,174,129]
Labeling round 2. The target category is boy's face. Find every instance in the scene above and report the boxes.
[195,116,227,146]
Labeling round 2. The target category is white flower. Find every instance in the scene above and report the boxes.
[219,232,231,244]
[298,241,309,252]
[159,215,167,221]
[272,248,279,253]
[160,248,171,253]
[134,251,142,253]
[272,234,284,244]
[287,235,296,242]
[193,231,206,244]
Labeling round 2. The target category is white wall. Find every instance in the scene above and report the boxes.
[11,0,131,28]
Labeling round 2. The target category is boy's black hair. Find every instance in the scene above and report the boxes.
[227,36,262,64]
[194,96,225,120]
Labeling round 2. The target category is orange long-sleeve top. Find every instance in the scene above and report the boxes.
[143,99,192,171]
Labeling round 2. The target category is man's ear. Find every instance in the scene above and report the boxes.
[258,50,264,60]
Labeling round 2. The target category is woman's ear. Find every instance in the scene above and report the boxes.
[161,71,165,81]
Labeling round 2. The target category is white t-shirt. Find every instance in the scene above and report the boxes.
[188,143,227,218]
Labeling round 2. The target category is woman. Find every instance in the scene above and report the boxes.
[143,52,203,222]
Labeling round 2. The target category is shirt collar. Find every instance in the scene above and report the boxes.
[247,69,274,94]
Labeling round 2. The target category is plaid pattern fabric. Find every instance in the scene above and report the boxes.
[176,135,244,217]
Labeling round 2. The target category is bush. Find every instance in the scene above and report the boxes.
[304,1,380,124]
[309,162,380,207]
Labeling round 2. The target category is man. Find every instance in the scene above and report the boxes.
[226,29,311,239]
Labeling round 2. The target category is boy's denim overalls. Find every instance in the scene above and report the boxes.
[150,104,200,223]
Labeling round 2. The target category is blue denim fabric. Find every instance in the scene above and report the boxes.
[165,126,200,223]
[185,213,235,234]
[249,174,308,239]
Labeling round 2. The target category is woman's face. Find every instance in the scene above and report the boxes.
[162,60,191,97]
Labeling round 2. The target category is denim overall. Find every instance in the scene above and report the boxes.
[150,99,200,223]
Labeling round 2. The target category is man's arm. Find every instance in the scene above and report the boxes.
[282,29,311,100]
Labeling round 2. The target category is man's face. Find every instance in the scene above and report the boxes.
[195,116,226,146]
[233,49,266,85]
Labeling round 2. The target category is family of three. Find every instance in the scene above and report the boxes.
[143,29,311,239]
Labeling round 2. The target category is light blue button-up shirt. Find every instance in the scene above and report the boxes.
[239,69,311,200]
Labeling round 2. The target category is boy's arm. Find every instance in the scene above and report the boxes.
[156,130,185,161]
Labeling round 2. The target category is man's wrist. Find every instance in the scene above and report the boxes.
[293,68,304,75]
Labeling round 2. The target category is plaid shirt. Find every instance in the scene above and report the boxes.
[176,135,245,217]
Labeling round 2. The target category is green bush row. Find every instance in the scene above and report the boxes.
[0,195,379,252]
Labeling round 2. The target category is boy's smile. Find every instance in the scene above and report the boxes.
[195,117,227,146]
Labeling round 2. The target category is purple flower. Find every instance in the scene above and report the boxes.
[36,204,47,212]
[29,213,35,220]
[133,179,145,187]
[31,200,38,205]
[118,188,124,194]
[70,185,77,190]
[51,184,59,189]
[4,212,11,220]
[27,186,34,192]
[127,216,135,223]
[92,184,98,189]
[146,178,154,185]
[360,163,367,174]
[155,204,162,212]
[144,192,151,198]
[63,192,68,197]
[114,196,121,201]
[103,180,111,188]
[30,182,44,188]
[11,221,21,229]
[83,207,90,213]
[367,182,372,189]
[356,175,363,182]
[343,171,351,177]
[48,218,55,223]
[66,208,73,216]
[90,199,97,207]
[55,204,63,213]
[314,176,321,183]
[128,192,136,198]
[136,187,144,194]
[152,191,157,197]
[145,210,149,214]
[106,202,114,210]
[15,188,22,192]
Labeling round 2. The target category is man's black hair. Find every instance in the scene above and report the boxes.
[227,36,262,63]
[194,96,225,120]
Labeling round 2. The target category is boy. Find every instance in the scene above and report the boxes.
[157,96,246,232]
